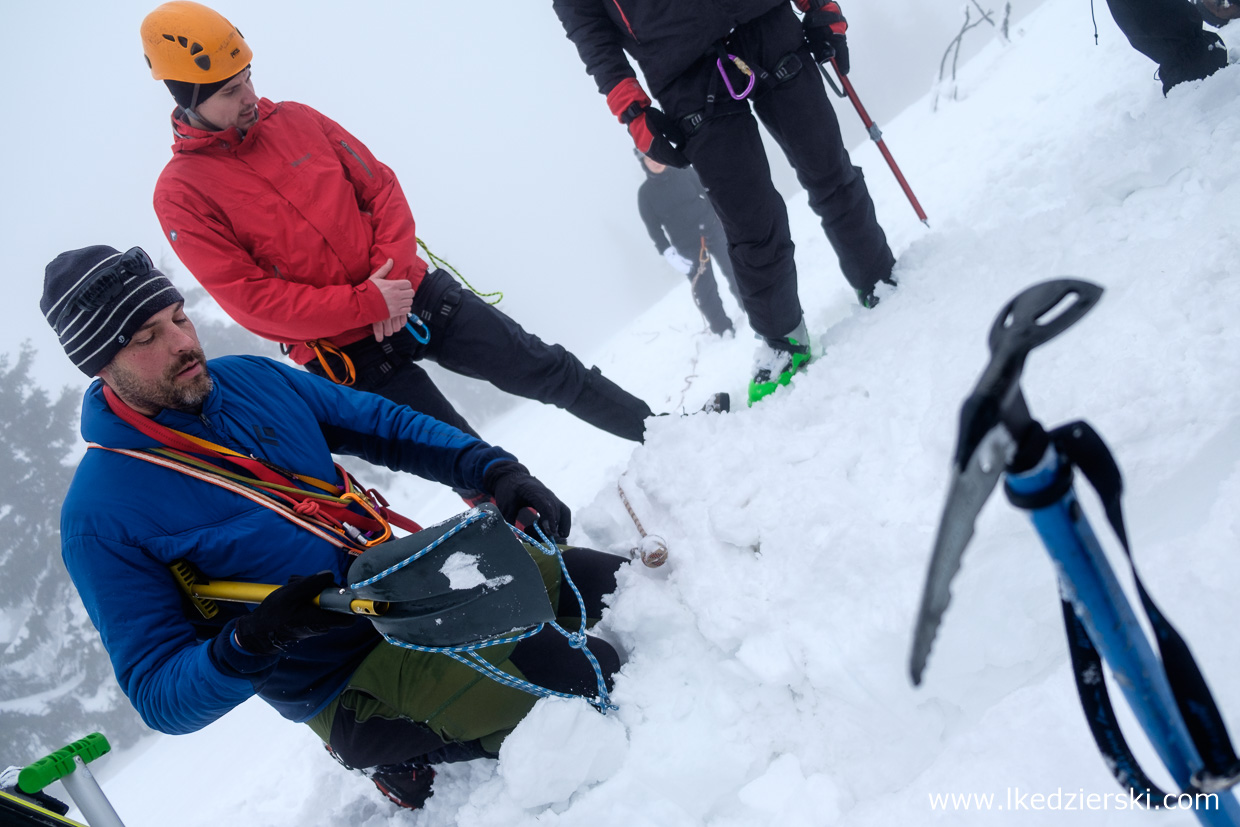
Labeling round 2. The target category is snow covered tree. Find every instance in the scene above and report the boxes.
[0,344,146,755]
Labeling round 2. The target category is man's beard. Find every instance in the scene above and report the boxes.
[108,349,214,413]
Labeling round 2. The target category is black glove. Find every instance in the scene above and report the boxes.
[803,1,850,74]
[233,571,356,655]
[483,460,572,541]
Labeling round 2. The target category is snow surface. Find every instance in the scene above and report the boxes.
[48,2,1240,824]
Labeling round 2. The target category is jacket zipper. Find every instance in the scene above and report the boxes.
[340,141,373,178]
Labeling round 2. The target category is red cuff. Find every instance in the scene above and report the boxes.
[823,2,848,33]
[606,77,651,123]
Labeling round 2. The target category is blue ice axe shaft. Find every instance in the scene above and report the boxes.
[1007,451,1239,824]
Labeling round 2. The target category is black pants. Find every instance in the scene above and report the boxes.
[1106,0,1211,70]
[656,4,895,340]
[306,269,654,441]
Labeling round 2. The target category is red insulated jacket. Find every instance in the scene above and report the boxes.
[153,98,428,364]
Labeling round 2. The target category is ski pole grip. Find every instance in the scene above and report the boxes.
[18,733,111,794]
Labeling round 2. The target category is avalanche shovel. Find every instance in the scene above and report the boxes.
[174,503,556,649]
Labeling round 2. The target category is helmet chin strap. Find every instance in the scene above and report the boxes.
[184,102,223,133]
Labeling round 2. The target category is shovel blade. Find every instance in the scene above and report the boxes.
[348,503,555,648]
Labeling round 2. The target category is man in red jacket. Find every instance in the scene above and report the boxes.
[141,1,659,456]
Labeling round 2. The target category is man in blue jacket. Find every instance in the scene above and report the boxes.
[41,244,623,811]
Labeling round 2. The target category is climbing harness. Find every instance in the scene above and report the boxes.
[97,386,418,551]
[302,237,500,387]
[352,509,616,711]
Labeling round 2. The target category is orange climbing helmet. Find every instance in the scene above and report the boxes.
[140,1,252,84]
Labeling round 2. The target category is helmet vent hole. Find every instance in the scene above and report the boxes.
[177,36,188,47]
[162,34,175,42]
[190,42,203,55]
[194,55,211,71]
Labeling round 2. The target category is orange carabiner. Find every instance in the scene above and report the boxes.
[339,490,393,547]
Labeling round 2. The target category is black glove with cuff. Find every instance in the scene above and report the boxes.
[803,1,851,74]
[483,460,572,542]
[233,571,356,656]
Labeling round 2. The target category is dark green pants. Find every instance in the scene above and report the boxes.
[307,546,622,765]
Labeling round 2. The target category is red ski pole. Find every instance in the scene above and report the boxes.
[820,58,929,226]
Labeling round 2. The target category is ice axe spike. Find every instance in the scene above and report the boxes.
[908,279,1104,685]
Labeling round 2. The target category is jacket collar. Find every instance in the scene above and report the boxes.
[169,97,278,153]
[81,368,226,451]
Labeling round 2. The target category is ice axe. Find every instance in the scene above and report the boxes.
[909,279,1240,823]
[174,504,556,649]
[819,56,929,226]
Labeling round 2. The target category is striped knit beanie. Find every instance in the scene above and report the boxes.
[41,245,183,376]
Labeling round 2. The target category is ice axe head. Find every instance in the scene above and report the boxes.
[347,503,555,648]
[909,278,1103,686]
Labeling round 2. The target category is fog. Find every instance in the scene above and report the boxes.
[2,1,1045,394]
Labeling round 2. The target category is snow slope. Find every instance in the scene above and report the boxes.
[56,2,1240,824]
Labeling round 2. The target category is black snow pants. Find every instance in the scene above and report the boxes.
[655,3,895,341]
[306,269,654,442]
[1105,0,1214,72]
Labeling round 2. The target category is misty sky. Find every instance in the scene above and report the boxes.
[3,1,1045,395]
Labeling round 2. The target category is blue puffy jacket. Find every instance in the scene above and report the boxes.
[61,355,515,735]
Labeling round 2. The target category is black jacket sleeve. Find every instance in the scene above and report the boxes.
[552,0,638,95]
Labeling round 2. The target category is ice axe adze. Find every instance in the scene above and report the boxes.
[819,57,929,226]
[173,503,556,649]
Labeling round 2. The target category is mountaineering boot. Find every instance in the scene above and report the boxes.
[565,366,656,443]
[857,274,899,309]
[748,320,812,407]
[1159,31,1228,94]
[701,392,730,414]
[371,763,437,810]
[324,745,437,811]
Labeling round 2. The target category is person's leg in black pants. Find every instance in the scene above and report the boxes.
[701,219,742,306]
[415,270,655,442]
[660,67,804,342]
[1105,0,1226,93]
[733,7,896,296]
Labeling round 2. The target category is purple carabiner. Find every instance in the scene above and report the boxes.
[717,55,756,100]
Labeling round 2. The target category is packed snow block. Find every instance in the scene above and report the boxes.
[497,696,628,808]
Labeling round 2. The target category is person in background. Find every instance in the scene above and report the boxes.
[636,150,741,338]
[552,0,899,405]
